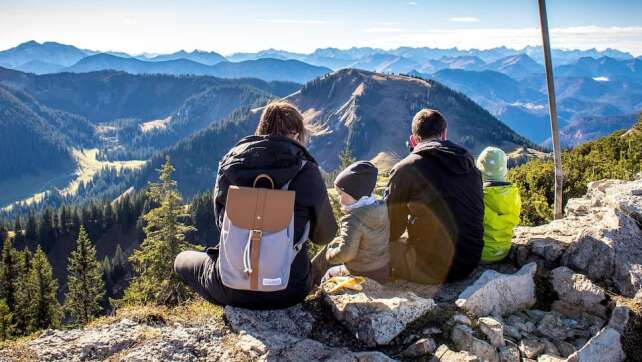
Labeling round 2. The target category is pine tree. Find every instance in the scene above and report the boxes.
[60,206,69,235]
[0,226,7,245]
[71,209,81,235]
[101,256,112,286]
[102,204,114,231]
[122,157,195,305]
[0,237,19,312]
[0,299,14,340]
[11,248,31,336]
[339,143,356,169]
[111,244,127,280]
[25,212,37,243]
[64,226,105,324]
[21,247,61,332]
[37,208,54,252]
[12,216,24,245]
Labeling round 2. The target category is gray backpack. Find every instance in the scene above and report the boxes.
[217,162,309,292]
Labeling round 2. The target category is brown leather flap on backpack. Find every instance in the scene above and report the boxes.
[226,186,295,232]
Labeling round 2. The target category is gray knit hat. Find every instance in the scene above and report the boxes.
[334,161,378,200]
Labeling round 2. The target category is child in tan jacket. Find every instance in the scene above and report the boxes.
[312,161,390,284]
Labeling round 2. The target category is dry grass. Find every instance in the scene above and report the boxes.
[611,294,642,360]
[0,299,224,361]
[0,334,40,362]
[89,298,224,329]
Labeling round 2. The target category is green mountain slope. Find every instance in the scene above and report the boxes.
[509,116,642,225]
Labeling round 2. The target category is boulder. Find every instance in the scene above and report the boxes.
[403,337,437,358]
[536,311,573,340]
[503,324,521,340]
[519,337,546,359]
[499,345,521,362]
[537,355,564,362]
[561,208,642,297]
[456,263,537,317]
[423,327,442,336]
[479,317,505,348]
[555,340,576,358]
[607,304,630,333]
[567,327,625,362]
[432,344,479,362]
[224,304,314,337]
[550,267,606,317]
[322,278,436,346]
[231,331,396,362]
[451,324,499,362]
[451,324,475,351]
[541,338,560,357]
[469,339,500,362]
[453,313,473,326]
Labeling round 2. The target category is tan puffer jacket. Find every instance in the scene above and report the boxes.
[325,200,390,272]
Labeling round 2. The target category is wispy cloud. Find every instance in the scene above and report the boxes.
[363,27,407,33]
[260,19,328,25]
[408,2,417,5]
[449,17,480,23]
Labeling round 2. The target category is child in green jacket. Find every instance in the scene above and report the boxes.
[476,147,522,263]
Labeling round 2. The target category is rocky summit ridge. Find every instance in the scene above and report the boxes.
[2,177,642,361]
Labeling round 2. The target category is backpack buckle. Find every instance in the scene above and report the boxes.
[250,229,262,241]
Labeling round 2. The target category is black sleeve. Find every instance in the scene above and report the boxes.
[385,164,411,242]
[294,162,338,245]
[212,168,229,231]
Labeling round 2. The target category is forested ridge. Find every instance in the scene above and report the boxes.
[509,114,642,225]
[0,67,301,210]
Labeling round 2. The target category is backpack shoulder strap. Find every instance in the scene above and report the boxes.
[282,159,311,257]
[293,221,310,256]
[281,160,308,190]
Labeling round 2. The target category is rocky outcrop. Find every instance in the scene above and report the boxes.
[513,179,642,297]
[6,178,641,361]
[321,278,436,346]
[24,318,228,361]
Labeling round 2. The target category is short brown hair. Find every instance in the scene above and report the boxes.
[256,101,309,144]
[412,109,447,140]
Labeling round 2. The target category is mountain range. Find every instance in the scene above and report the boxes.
[0,67,533,210]
[424,63,642,145]
[125,69,534,200]
[1,41,640,147]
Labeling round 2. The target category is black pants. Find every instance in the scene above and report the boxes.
[174,249,311,310]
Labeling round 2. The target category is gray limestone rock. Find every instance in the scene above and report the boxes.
[322,278,436,346]
[456,263,537,317]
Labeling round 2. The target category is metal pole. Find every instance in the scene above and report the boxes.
[537,0,564,219]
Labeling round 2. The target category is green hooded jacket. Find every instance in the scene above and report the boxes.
[481,182,522,262]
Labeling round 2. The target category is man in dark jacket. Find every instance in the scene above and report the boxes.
[385,109,484,284]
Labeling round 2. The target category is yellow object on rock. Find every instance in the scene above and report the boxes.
[324,276,366,293]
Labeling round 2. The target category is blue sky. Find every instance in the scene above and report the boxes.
[2,0,642,55]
